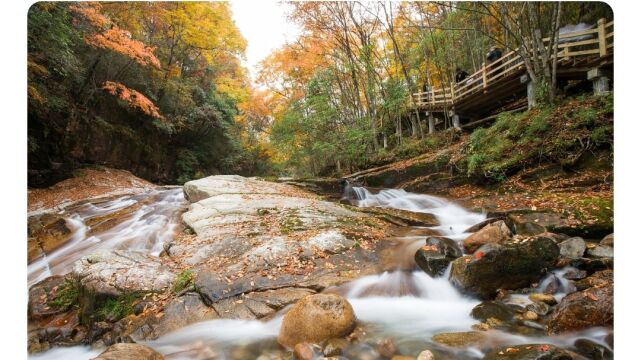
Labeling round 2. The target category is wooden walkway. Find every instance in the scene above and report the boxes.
[412,19,613,119]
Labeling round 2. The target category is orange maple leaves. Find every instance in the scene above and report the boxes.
[87,28,161,68]
[70,3,160,69]
[102,81,163,120]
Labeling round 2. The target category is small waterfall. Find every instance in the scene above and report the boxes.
[28,188,186,287]
[30,186,612,359]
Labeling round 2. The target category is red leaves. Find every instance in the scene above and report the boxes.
[539,345,550,352]
[475,251,484,260]
[102,81,164,120]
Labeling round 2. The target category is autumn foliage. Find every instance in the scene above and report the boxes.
[69,3,160,68]
[102,81,163,121]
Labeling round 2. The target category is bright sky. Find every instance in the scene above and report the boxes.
[230,1,301,85]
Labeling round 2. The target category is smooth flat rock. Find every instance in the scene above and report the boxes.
[73,250,175,296]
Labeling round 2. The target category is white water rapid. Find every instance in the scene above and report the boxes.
[29,186,612,359]
[28,188,186,287]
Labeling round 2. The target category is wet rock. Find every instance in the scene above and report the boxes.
[531,289,559,303]
[73,250,175,297]
[91,343,164,360]
[374,338,397,358]
[28,275,70,318]
[569,258,613,274]
[547,284,613,334]
[323,338,349,357]
[541,276,561,294]
[28,310,87,353]
[526,301,551,316]
[28,214,73,262]
[464,217,514,234]
[574,338,613,360]
[558,237,586,259]
[432,331,487,348]
[514,222,546,236]
[600,233,613,247]
[278,294,356,348]
[564,269,587,280]
[341,343,381,360]
[145,293,219,338]
[471,301,517,323]
[462,220,512,253]
[449,237,560,299]
[574,270,613,291]
[360,207,439,227]
[294,343,320,360]
[586,245,613,258]
[414,250,450,277]
[417,350,435,360]
[414,237,462,275]
[482,344,580,359]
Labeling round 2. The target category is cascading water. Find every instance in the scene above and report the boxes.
[30,186,612,359]
[28,188,186,287]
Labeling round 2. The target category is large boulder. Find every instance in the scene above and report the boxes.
[558,237,586,259]
[462,220,512,254]
[449,237,560,299]
[91,343,163,360]
[278,294,356,348]
[73,250,175,297]
[547,284,613,334]
[414,236,462,276]
[482,344,581,360]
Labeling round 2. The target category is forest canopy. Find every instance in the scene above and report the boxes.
[28,2,270,186]
[257,1,612,177]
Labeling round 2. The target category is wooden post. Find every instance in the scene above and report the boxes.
[427,112,435,134]
[482,62,487,89]
[431,87,435,105]
[597,18,607,57]
[450,82,455,103]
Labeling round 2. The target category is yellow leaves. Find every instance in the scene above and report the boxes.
[28,85,46,105]
[71,3,161,68]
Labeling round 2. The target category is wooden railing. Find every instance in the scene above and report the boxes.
[412,18,614,109]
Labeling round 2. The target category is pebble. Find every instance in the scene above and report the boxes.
[417,350,435,360]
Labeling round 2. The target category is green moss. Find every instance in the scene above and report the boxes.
[280,209,304,234]
[467,154,485,176]
[173,269,194,293]
[96,293,139,322]
[48,279,80,309]
[591,125,613,145]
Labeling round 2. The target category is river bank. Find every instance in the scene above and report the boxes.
[27,170,613,359]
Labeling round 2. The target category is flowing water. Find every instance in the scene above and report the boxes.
[29,186,612,359]
[28,188,186,287]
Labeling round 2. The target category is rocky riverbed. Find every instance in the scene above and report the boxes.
[27,174,613,360]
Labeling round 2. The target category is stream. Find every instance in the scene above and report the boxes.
[29,186,612,359]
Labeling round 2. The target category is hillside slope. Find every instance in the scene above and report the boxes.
[347,95,613,238]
